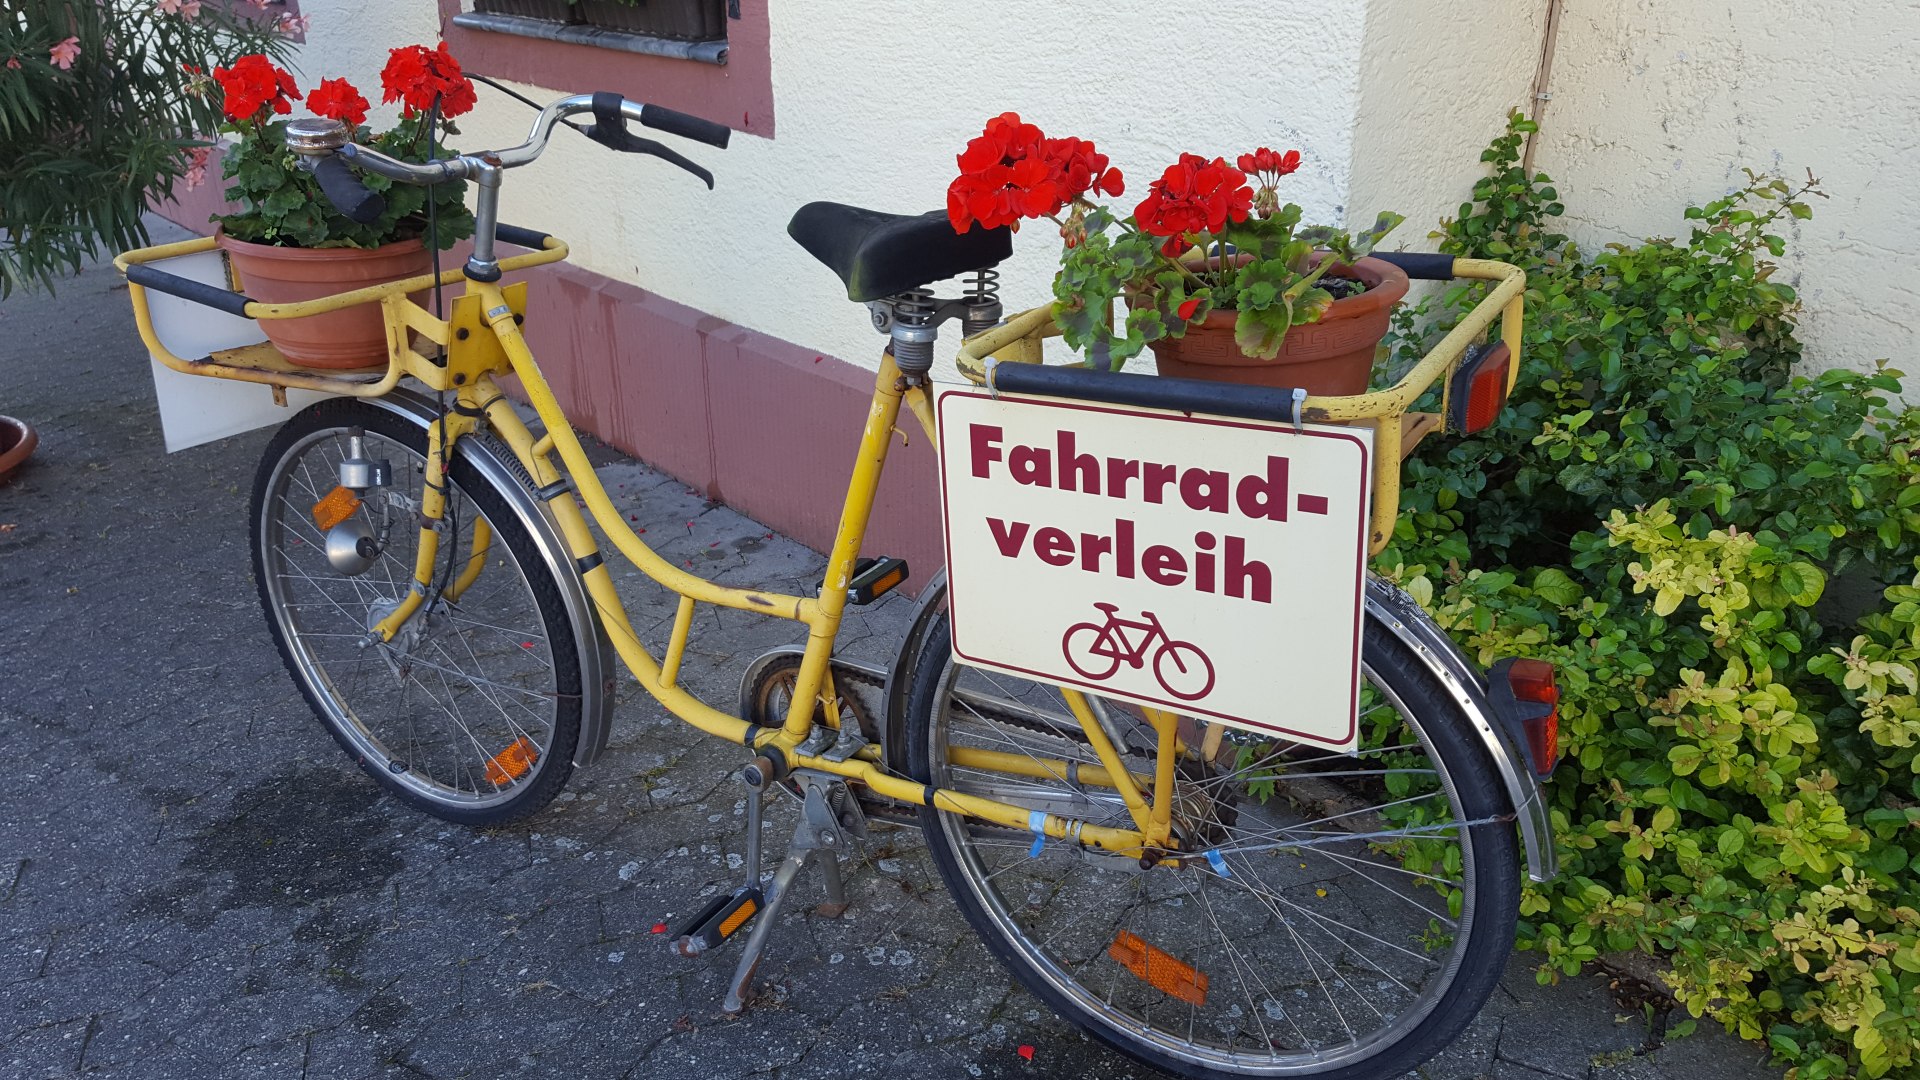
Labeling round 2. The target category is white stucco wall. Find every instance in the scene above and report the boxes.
[1347,0,1543,259]
[279,1,1917,376]
[1530,0,1920,374]
[283,1,1374,371]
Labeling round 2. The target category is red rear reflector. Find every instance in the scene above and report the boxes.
[1446,341,1513,434]
[1506,658,1560,777]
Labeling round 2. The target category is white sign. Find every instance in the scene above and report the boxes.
[936,386,1372,751]
[141,248,335,453]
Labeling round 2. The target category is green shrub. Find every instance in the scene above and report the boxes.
[1382,114,1920,1079]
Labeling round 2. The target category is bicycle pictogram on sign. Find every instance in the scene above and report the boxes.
[1061,603,1216,701]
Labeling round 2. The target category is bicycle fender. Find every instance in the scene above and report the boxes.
[883,568,950,777]
[893,570,1557,884]
[362,387,618,769]
[1364,577,1559,883]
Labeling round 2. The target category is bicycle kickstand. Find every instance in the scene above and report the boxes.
[670,773,854,1015]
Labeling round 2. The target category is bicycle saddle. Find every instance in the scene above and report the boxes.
[787,202,1012,303]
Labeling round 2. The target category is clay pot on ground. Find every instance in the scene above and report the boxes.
[1146,255,1410,397]
[217,233,434,370]
[0,414,38,484]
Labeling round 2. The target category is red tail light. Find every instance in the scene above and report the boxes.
[1505,658,1559,778]
[1446,341,1513,434]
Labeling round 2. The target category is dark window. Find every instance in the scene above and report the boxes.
[439,0,772,137]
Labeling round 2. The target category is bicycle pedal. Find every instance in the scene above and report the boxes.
[669,885,764,958]
[845,556,907,605]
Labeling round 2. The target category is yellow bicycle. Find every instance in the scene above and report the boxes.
[119,89,1560,1079]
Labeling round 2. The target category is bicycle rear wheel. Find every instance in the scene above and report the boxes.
[251,398,582,825]
[906,611,1518,1079]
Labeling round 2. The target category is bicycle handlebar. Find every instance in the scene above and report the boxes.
[289,90,729,280]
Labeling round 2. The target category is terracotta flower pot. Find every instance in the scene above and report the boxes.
[218,233,434,370]
[0,414,38,484]
[1147,255,1410,397]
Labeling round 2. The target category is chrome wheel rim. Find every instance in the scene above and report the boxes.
[928,661,1479,1075]
[260,426,560,808]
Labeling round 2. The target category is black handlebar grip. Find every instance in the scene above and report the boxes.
[990,362,1307,426]
[494,224,553,251]
[639,102,731,149]
[126,264,254,319]
[1371,251,1456,281]
[312,154,387,225]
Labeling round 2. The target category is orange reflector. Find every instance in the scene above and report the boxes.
[718,897,758,937]
[483,736,540,786]
[1109,930,1209,1007]
[311,485,362,531]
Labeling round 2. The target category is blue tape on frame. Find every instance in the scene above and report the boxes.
[1027,810,1047,858]
[1205,849,1231,878]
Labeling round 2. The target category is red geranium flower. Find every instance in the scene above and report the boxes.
[380,42,476,119]
[947,115,1128,234]
[212,54,300,124]
[1133,153,1253,255]
[1176,296,1202,321]
[1236,147,1301,184]
[306,77,370,127]
[1044,136,1125,203]
[948,112,1056,233]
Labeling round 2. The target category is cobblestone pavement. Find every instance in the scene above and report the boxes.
[0,223,1782,1079]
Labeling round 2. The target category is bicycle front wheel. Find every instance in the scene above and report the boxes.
[251,398,582,826]
[906,611,1518,1079]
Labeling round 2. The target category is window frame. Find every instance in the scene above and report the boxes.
[435,0,773,138]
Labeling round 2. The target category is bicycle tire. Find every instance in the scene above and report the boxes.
[906,611,1518,1079]
[250,398,582,826]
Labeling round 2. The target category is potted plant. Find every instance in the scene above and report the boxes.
[208,44,477,369]
[947,114,1407,393]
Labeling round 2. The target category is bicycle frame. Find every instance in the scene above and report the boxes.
[115,231,1526,866]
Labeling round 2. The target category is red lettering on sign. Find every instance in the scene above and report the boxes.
[1193,531,1217,593]
[1011,443,1051,486]
[987,517,1030,557]
[1237,456,1290,521]
[969,424,1003,479]
[1034,527,1074,566]
[1142,544,1187,586]
[1058,431,1100,495]
[1225,534,1272,603]
[1081,531,1113,573]
[1107,456,1140,499]
[1143,462,1178,503]
[1179,468,1229,514]
[969,430,1323,530]
[976,516,1272,605]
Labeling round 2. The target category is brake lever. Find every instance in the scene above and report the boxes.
[595,128,718,189]
[583,92,714,189]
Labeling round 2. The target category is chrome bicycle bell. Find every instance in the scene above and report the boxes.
[285,116,350,158]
